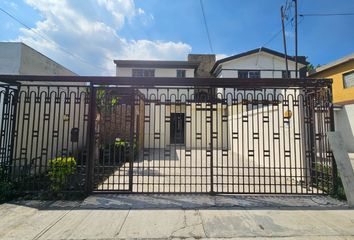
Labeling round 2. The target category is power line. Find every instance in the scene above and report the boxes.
[199,0,214,53]
[0,7,108,72]
[261,19,291,47]
[261,15,304,48]
[300,13,354,17]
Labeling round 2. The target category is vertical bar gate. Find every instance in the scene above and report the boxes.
[0,76,336,195]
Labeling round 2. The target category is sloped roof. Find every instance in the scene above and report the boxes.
[308,52,354,76]
[210,47,308,73]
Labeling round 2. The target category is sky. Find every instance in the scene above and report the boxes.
[1,0,354,76]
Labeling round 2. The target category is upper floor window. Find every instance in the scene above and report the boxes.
[238,70,248,78]
[238,70,260,78]
[249,70,260,78]
[343,71,354,88]
[132,69,155,77]
[177,69,186,78]
[282,70,291,78]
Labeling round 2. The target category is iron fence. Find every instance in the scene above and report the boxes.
[0,75,336,195]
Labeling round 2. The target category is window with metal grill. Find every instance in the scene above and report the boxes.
[238,70,260,78]
[132,69,155,77]
[176,69,186,78]
[343,71,354,88]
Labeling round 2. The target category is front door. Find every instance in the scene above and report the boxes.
[170,113,185,144]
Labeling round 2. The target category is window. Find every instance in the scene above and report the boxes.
[238,70,249,78]
[132,69,155,77]
[249,70,260,78]
[176,69,186,78]
[343,71,354,88]
[238,70,260,78]
[282,70,291,78]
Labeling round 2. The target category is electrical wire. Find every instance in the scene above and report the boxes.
[199,0,214,53]
[300,13,354,17]
[0,7,108,72]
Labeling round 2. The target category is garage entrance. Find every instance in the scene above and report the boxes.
[91,78,336,194]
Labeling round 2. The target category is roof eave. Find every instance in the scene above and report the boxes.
[113,60,200,69]
[210,47,308,74]
[308,57,354,76]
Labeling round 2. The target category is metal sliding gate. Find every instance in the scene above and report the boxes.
[0,76,336,195]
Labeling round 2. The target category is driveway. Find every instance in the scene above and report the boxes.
[96,148,320,194]
[0,194,352,239]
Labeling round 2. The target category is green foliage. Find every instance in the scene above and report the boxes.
[0,181,15,202]
[48,157,76,193]
[115,137,128,147]
[314,163,346,200]
[115,138,138,158]
[0,166,15,202]
[96,89,122,113]
[333,176,346,200]
[307,63,322,72]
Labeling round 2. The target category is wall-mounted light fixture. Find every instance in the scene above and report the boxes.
[284,110,293,119]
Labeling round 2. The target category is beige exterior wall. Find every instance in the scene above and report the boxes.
[143,102,227,149]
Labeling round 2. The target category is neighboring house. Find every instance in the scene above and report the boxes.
[308,53,354,153]
[0,42,76,76]
[210,47,307,79]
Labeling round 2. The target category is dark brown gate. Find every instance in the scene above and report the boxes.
[0,75,337,195]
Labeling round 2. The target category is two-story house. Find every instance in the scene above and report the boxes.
[113,48,307,149]
[110,48,316,192]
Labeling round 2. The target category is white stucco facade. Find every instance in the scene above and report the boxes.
[116,67,195,78]
[214,51,305,79]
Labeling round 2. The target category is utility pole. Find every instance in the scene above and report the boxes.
[294,0,298,78]
[281,6,289,77]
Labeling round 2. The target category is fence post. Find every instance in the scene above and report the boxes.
[8,86,19,181]
[328,83,338,195]
[86,84,96,193]
[128,90,135,191]
[209,92,214,194]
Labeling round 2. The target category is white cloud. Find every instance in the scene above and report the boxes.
[216,54,228,61]
[285,30,294,38]
[16,0,192,75]
[4,1,18,10]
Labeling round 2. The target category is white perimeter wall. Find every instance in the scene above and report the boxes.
[334,103,354,153]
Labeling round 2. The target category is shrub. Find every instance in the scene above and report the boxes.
[0,166,15,202]
[115,138,138,156]
[48,157,76,193]
[313,162,346,200]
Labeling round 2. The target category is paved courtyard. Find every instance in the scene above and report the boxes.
[0,194,352,239]
[96,148,321,194]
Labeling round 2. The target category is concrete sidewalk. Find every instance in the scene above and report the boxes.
[0,195,353,239]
